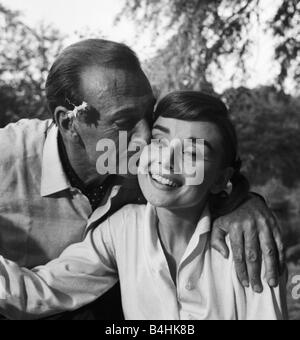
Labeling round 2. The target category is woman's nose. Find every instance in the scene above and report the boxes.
[161,139,183,174]
[161,146,175,171]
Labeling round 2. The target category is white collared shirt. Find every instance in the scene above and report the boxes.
[0,204,285,320]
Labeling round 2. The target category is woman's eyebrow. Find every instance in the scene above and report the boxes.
[152,125,170,134]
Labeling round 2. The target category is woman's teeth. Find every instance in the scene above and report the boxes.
[151,174,179,188]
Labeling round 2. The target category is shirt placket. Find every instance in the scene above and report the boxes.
[176,235,208,320]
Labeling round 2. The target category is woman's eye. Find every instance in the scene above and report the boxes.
[184,150,204,161]
[184,151,195,159]
[152,139,169,149]
[152,139,163,146]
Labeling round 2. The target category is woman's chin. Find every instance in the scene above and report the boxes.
[138,173,182,207]
[146,194,176,208]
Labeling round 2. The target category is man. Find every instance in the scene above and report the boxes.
[0,39,284,320]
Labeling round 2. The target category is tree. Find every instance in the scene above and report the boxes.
[223,86,300,187]
[121,0,300,93]
[121,0,300,187]
[0,3,65,127]
[271,0,300,90]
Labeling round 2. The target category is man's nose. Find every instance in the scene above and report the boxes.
[130,119,151,146]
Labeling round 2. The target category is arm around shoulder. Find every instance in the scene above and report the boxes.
[233,262,288,320]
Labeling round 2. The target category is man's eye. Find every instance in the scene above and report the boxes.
[114,120,137,131]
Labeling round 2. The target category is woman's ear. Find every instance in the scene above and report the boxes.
[210,167,235,195]
[54,106,79,141]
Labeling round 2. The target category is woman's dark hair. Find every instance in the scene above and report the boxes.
[46,39,143,115]
[154,91,250,217]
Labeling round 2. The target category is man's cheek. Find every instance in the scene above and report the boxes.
[138,145,152,175]
[96,139,118,175]
[86,142,104,167]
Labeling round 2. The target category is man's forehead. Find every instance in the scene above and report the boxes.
[80,66,153,101]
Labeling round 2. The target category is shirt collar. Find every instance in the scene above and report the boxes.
[40,124,70,197]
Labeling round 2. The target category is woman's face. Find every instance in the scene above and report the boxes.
[138,116,227,210]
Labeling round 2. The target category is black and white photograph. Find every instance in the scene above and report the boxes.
[0,0,299,323]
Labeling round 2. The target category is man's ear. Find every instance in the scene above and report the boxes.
[54,106,79,141]
[211,167,235,195]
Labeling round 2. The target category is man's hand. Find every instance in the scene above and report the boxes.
[211,194,285,293]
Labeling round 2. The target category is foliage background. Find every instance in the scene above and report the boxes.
[0,0,300,319]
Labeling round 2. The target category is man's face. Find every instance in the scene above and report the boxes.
[72,66,155,181]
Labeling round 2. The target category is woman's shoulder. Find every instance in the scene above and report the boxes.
[105,204,148,232]
[117,203,147,220]
[208,235,286,320]
[101,204,148,256]
[209,235,233,262]
[208,235,236,280]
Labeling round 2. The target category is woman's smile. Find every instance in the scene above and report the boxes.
[149,172,182,191]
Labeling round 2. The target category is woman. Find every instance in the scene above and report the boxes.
[0,92,286,320]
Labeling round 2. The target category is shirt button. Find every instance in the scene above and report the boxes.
[185,281,194,291]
